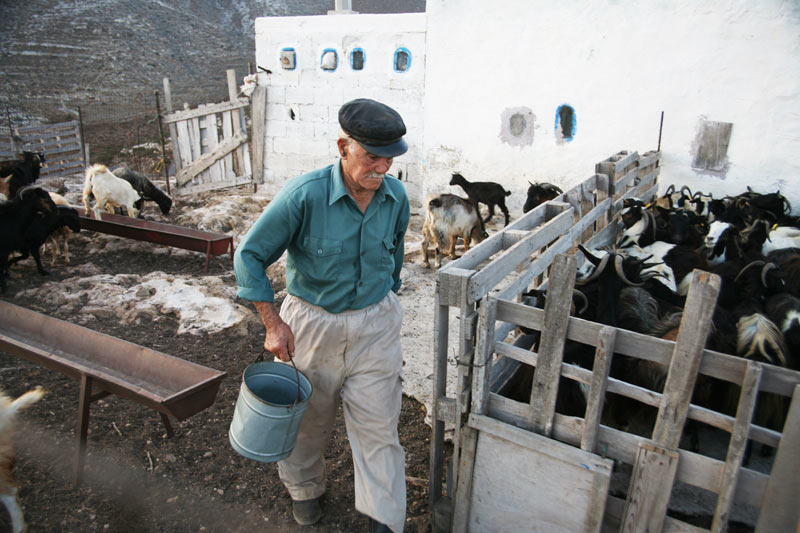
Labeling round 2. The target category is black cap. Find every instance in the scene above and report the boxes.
[338,98,408,158]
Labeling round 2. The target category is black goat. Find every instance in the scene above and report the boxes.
[0,187,57,292]
[449,172,511,226]
[7,205,81,276]
[523,182,562,213]
[0,151,46,198]
[112,167,172,216]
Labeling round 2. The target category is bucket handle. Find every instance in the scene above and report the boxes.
[256,349,302,405]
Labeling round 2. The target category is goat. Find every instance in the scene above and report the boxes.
[45,192,77,266]
[0,151,45,199]
[523,182,562,213]
[82,164,140,219]
[112,167,172,216]
[0,187,58,292]
[0,174,11,200]
[421,193,487,268]
[449,172,511,226]
[1,386,45,533]
[764,293,800,371]
[7,204,81,275]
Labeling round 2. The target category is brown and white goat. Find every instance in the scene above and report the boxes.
[421,193,488,268]
[1,386,45,533]
[45,192,76,266]
[82,163,140,219]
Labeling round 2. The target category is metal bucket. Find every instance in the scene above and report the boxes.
[229,360,312,463]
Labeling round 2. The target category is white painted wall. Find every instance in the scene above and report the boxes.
[423,0,800,215]
[253,13,426,204]
[253,1,800,216]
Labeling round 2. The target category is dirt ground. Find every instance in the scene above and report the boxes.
[0,184,445,532]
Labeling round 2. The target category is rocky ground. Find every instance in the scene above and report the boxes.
[0,164,450,532]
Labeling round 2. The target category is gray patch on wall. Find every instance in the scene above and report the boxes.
[500,107,535,147]
[690,116,733,178]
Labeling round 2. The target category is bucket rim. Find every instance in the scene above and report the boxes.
[241,361,312,407]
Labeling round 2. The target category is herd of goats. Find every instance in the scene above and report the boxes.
[0,151,173,293]
[421,171,800,451]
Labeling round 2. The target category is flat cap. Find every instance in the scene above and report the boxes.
[338,98,408,158]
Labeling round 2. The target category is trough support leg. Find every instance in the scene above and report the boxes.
[160,413,175,438]
[74,374,93,487]
[204,241,212,272]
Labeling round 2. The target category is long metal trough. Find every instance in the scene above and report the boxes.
[75,207,234,272]
[0,300,227,483]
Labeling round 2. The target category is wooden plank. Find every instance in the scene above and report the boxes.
[467,413,612,533]
[451,425,479,533]
[755,384,800,533]
[621,442,679,532]
[162,97,250,124]
[528,254,576,436]
[251,84,267,185]
[176,134,247,186]
[429,294,450,512]
[201,114,223,183]
[711,361,761,533]
[227,69,248,179]
[471,298,498,415]
[163,77,182,171]
[467,204,572,299]
[581,326,616,453]
[653,269,721,449]
[221,110,235,178]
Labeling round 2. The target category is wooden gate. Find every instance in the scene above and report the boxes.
[0,119,87,179]
[162,69,256,195]
[428,150,800,532]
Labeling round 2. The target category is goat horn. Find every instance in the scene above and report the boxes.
[572,289,589,315]
[734,260,766,284]
[578,244,602,266]
[761,262,777,288]
[614,254,646,287]
[644,208,658,242]
[576,254,610,285]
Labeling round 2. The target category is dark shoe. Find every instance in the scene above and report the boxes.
[292,497,322,526]
[368,517,392,533]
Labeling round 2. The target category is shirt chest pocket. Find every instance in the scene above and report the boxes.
[301,236,343,280]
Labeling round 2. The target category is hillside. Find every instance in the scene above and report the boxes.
[0,0,425,127]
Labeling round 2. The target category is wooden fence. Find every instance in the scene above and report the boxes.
[161,69,257,195]
[0,119,86,179]
[428,150,800,532]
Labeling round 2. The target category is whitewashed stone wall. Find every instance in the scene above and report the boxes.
[423,0,800,215]
[253,13,426,205]
[254,2,800,216]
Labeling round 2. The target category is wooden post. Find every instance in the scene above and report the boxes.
[77,106,87,167]
[652,269,720,450]
[226,69,247,176]
[154,91,171,195]
[250,84,267,188]
[621,443,679,532]
[162,77,182,171]
[528,253,577,437]
[581,326,616,453]
[755,384,800,533]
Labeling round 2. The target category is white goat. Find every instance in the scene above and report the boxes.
[82,164,140,219]
[1,386,46,533]
[421,193,487,268]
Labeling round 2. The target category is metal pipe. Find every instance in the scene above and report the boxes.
[657,110,664,152]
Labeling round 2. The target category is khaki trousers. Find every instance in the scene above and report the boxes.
[277,291,406,532]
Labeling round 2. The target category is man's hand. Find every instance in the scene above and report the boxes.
[254,301,295,362]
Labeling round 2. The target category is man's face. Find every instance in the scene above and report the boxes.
[340,140,393,193]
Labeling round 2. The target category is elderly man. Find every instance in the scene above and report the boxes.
[234,98,410,532]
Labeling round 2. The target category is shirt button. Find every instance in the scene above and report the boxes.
[361,251,366,256]
[317,248,323,255]
[359,281,363,286]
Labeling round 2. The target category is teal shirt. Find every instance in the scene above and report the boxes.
[234,162,410,314]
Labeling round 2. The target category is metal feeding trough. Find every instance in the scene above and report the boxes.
[0,300,226,483]
[75,207,234,272]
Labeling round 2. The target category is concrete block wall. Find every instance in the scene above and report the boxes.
[253,13,427,206]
